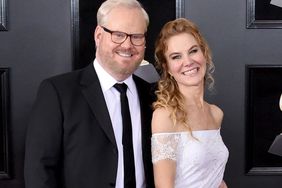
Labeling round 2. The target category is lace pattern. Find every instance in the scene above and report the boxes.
[151,133,181,163]
[151,130,229,188]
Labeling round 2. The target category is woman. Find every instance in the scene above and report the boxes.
[151,18,229,188]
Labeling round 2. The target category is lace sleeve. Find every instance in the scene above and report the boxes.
[151,133,181,163]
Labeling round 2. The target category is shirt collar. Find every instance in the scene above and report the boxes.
[93,59,135,94]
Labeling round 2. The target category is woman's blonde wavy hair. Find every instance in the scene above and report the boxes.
[153,18,215,131]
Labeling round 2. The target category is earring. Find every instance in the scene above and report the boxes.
[169,73,174,79]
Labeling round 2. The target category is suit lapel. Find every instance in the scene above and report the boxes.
[133,75,152,154]
[80,64,117,147]
[133,75,155,187]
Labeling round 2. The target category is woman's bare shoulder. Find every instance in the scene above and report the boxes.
[152,107,176,134]
[209,104,224,126]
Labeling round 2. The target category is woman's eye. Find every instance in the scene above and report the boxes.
[171,55,181,60]
[190,48,198,54]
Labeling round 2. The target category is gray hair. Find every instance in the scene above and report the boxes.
[97,0,149,27]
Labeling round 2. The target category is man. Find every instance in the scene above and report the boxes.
[24,0,154,187]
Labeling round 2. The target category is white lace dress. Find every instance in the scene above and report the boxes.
[151,129,229,188]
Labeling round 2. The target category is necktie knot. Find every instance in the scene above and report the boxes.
[114,83,127,94]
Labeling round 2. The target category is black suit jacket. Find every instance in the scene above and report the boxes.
[24,64,155,188]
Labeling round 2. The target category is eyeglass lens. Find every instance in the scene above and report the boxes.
[102,26,145,46]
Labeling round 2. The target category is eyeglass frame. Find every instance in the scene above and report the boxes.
[100,26,146,46]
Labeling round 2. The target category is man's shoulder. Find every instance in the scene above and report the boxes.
[133,74,155,93]
[47,68,84,82]
[44,65,94,86]
[133,74,150,85]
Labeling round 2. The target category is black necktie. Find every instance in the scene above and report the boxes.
[114,83,136,188]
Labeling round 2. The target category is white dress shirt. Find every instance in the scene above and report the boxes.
[93,59,145,188]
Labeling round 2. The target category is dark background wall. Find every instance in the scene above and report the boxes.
[0,0,72,187]
[0,0,282,187]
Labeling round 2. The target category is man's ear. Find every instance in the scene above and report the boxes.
[94,26,102,47]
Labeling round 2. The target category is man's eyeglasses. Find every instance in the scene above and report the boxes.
[101,26,146,46]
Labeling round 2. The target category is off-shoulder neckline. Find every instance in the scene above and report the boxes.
[152,128,220,136]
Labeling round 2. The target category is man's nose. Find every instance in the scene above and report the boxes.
[120,36,133,48]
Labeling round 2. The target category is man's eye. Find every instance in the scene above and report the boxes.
[114,32,125,38]
[132,35,144,40]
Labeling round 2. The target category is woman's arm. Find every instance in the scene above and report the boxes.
[153,160,176,188]
[151,108,177,188]
[219,180,228,188]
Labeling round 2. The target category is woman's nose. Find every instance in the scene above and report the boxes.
[183,55,193,66]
